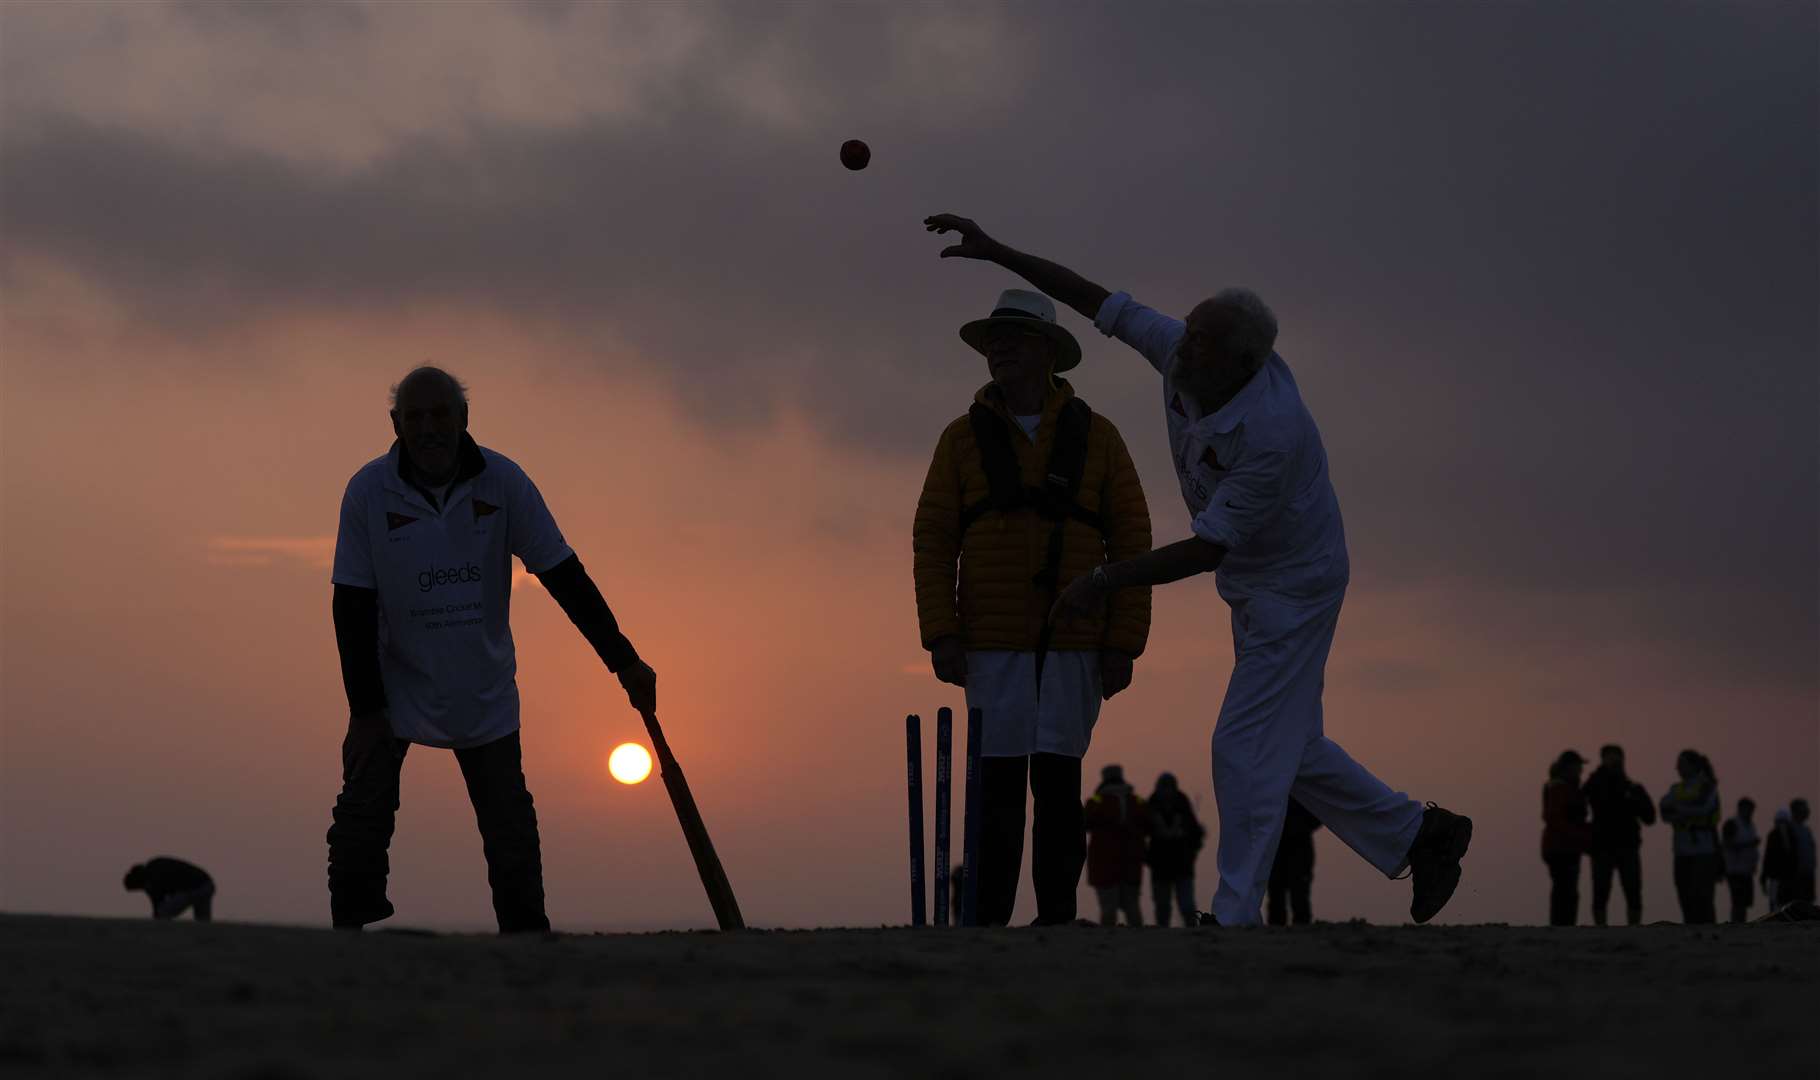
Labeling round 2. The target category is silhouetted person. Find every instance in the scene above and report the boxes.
[1789,799,1816,905]
[1267,796,1323,926]
[1760,808,1794,912]
[1145,772,1205,926]
[1541,750,1592,926]
[1085,764,1148,926]
[1581,744,1655,926]
[1721,797,1761,923]
[925,213,1474,927]
[124,857,214,921]
[1660,750,1721,925]
[327,367,656,933]
[912,290,1153,927]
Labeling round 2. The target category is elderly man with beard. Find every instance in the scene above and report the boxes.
[913,289,1153,927]
[924,213,1472,927]
[327,366,657,933]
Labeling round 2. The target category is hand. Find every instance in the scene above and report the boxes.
[618,660,657,716]
[929,635,967,688]
[1049,573,1106,627]
[342,707,399,769]
[1100,651,1133,700]
[924,214,1000,261]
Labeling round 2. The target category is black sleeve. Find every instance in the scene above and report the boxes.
[535,554,641,674]
[332,584,387,714]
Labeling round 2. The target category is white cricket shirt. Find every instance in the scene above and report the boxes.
[331,438,573,748]
[1094,291,1350,602]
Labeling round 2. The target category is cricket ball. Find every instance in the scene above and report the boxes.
[840,139,870,171]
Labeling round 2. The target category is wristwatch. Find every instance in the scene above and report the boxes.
[1091,565,1111,592]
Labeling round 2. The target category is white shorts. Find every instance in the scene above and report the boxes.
[964,650,1102,758]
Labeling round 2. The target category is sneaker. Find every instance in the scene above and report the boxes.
[1406,804,1472,924]
[1190,911,1221,928]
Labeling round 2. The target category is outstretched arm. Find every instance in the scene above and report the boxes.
[923,214,1109,320]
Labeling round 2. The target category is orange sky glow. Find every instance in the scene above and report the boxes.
[3,2,1814,931]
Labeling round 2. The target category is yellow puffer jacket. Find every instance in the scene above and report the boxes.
[914,379,1152,656]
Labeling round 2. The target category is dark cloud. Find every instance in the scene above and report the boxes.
[4,1,1814,683]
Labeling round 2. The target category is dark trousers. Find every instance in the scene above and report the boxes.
[1544,852,1582,926]
[1672,855,1717,925]
[1266,869,1312,926]
[1726,873,1754,923]
[1590,845,1643,926]
[327,715,549,933]
[977,753,1084,926]
[1152,875,1197,927]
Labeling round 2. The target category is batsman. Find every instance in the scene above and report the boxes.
[327,366,657,933]
[924,214,1472,926]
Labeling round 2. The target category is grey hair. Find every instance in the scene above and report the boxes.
[1195,287,1279,368]
[389,365,469,407]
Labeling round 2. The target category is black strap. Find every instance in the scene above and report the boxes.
[956,397,1103,691]
[959,398,1103,536]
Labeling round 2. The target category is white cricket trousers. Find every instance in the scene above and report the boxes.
[1210,588,1425,926]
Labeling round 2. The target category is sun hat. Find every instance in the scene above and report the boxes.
[959,288,1082,373]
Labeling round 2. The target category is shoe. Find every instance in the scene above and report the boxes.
[332,898,395,931]
[1190,911,1221,927]
[1406,804,1472,924]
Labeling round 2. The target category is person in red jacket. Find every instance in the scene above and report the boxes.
[1085,764,1149,926]
[1542,750,1593,926]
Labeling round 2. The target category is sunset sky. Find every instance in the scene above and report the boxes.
[3,1,1814,931]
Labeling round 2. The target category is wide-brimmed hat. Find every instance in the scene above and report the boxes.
[959,288,1082,373]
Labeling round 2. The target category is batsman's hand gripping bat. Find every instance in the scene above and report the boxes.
[639,708,745,930]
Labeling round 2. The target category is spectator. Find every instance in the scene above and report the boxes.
[1659,750,1721,925]
[1541,751,1592,926]
[1721,797,1761,923]
[1144,773,1204,927]
[1581,744,1655,926]
[1760,808,1794,912]
[1789,799,1816,905]
[1267,797,1324,926]
[1085,764,1148,926]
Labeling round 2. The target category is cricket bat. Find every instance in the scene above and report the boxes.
[639,708,745,931]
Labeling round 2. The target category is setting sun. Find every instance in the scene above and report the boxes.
[608,742,653,785]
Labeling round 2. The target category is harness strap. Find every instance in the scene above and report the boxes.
[959,397,1102,691]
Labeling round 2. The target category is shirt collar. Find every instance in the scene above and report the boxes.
[1187,353,1278,436]
[383,433,487,496]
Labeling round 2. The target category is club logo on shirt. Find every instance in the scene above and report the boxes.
[386,512,420,532]
[472,499,500,521]
[418,562,483,592]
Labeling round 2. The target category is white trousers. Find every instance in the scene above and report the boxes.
[964,650,1102,758]
[1210,589,1424,926]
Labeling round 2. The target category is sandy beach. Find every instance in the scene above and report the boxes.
[2,914,1813,1078]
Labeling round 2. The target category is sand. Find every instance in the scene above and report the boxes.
[1,914,1813,1078]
